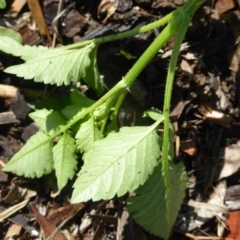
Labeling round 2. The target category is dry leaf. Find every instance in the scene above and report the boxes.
[9,0,27,17]
[6,223,22,238]
[98,0,118,23]
[180,139,197,156]
[205,110,233,127]
[1,182,36,204]
[223,210,240,238]
[0,199,29,221]
[48,203,85,226]
[29,204,67,240]
[182,52,197,60]
[219,144,240,179]
[215,0,235,14]
[180,59,193,74]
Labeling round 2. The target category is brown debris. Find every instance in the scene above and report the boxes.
[215,0,236,14]
[63,9,88,38]
[27,0,52,44]
[180,139,198,156]
[0,111,19,125]
[2,0,240,239]
[29,204,67,240]
[48,203,85,226]
[98,0,119,24]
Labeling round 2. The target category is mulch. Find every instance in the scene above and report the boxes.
[1,0,240,239]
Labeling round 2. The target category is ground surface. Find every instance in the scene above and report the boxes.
[1,0,240,239]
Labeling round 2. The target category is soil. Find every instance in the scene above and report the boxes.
[1,0,240,239]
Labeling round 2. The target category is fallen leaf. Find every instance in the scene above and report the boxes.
[0,199,29,221]
[215,0,235,14]
[5,223,22,238]
[29,204,67,240]
[98,0,118,23]
[219,144,240,179]
[180,139,197,156]
[223,210,240,238]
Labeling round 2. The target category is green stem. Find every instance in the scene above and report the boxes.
[99,94,120,133]
[112,90,128,121]
[47,1,205,148]
[161,0,205,193]
[162,0,206,163]
[46,14,183,141]
[62,12,174,50]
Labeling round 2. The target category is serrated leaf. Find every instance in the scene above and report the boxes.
[3,131,54,178]
[0,34,47,60]
[53,132,77,189]
[0,0,6,9]
[127,162,187,239]
[85,46,104,95]
[127,126,186,239]
[0,27,22,43]
[4,44,96,86]
[75,117,103,153]
[29,109,66,134]
[71,125,161,203]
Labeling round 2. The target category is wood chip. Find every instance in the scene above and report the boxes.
[5,223,22,238]
[0,84,18,99]
[0,111,19,125]
[180,139,197,156]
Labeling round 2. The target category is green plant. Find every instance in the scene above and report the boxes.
[0,0,6,9]
[1,1,205,238]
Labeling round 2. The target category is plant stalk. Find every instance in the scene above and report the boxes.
[62,12,174,50]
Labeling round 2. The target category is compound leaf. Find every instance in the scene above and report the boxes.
[53,132,77,190]
[29,109,66,135]
[71,125,161,203]
[75,117,103,153]
[4,43,97,86]
[3,131,54,178]
[127,126,188,239]
[127,162,187,239]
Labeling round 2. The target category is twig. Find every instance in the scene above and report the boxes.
[46,214,74,240]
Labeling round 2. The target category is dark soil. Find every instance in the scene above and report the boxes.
[1,0,240,239]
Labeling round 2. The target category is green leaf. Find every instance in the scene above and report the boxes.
[0,34,47,60]
[85,46,104,95]
[61,92,94,120]
[71,125,161,203]
[4,44,96,86]
[0,27,22,43]
[30,95,71,111]
[3,132,54,178]
[127,162,187,239]
[127,126,186,239]
[70,88,95,106]
[75,117,103,153]
[61,105,85,120]
[0,0,6,9]
[144,108,164,122]
[53,132,77,189]
[29,109,67,134]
